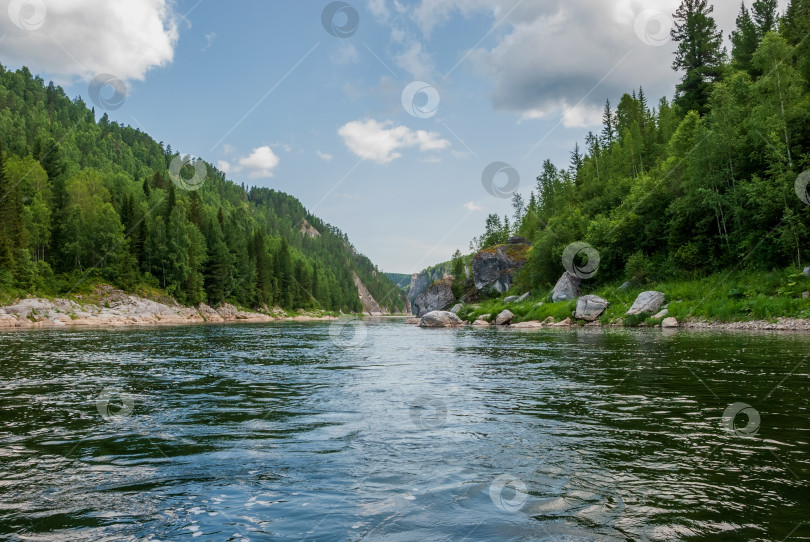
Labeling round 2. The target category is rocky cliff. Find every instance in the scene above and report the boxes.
[412,278,456,317]
[353,272,390,315]
[472,241,530,293]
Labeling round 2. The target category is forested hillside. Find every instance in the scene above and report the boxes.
[468,0,809,290]
[0,64,406,313]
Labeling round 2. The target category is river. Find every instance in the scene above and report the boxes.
[0,320,807,541]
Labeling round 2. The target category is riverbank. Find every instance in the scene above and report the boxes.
[446,269,810,331]
[0,286,339,329]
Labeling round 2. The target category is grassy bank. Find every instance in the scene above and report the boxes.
[457,268,810,326]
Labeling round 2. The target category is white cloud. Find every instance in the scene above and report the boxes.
[237,146,280,179]
[217,160,231,174]
[329,43,360,65]
[0,0,179,82]
[201,32,216,52]
[317,151,334,162]
[464,201,484,211]
[338,119,450,164]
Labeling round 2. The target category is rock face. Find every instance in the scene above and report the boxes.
[353,272,390,316]
[419,311,463,328]
[494,310,514,326]
[508,236,530,245]
[413,278,456,317]
[626,291,666,316]
[551,272,582,303]
[472,244,529,293]
[575,295,610,321]
[661,317,679,328]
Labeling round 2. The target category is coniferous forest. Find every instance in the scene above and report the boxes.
[469,0,810,290]
[0,64,407,313]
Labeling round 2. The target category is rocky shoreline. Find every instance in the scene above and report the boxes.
[0,289,337,329]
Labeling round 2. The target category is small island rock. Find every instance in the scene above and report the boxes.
[419,311,463,328]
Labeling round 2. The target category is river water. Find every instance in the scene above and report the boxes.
[0,320,807,541]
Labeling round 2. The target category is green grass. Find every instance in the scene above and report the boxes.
[457,268,810,326]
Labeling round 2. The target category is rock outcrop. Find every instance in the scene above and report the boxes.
[472,244,530,293]
[551,272,582,303]
[575,295,610,321]
[353,272,389,316]
[412,278,456,317]
[419,310,463,328]
[626,291,666,316]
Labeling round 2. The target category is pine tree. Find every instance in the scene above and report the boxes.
[569,142,584,183]
[601,100,616,145]
[731,3,759,72]
[752,0,779,37]
[671,0,725,115]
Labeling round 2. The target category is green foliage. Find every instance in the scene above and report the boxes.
[0,64,406,313]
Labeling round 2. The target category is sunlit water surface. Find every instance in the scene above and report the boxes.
[0,321,808,541]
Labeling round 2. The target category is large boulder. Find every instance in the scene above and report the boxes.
[494,309,515,326]
[626,291,666,316]
[419,311,463,328]
[472,244,530,293]
[413,278,456,317]
[575,295,610,322]
[551,272,582,303]
[661,317,679,328]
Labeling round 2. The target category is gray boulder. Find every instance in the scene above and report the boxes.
[494,309,515,326]
[516,292,530,302]
[804,266,810,277]
[449,303,463,314]
[575,295,610,322]
[472,245,529,293]
[419,311,463,328]
[618,281,633,291]
[626,291,666,316]
[551,272,582,303]
[661,317,679,328]
[413,278,456,317]
[504,296,519,303]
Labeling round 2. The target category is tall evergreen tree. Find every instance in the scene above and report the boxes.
[752,0,779,37]
[731,3,760,72]
[671,0,725,115]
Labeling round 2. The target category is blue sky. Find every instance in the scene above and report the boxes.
[0,0,789,272]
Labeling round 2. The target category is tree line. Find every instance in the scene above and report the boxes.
[0,64,406,313]
[470,0,809,289]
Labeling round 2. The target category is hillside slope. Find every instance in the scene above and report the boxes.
[0,65,406,313]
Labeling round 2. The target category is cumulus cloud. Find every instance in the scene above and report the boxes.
[237,146,280,179]
[217,160,231,174]
[0,0,179,82]
[463,201,484,211]
[369,0,779,128]
[338,119,450,164]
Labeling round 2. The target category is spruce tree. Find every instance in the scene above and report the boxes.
[731,3,759,72]
[752,0,779,37]
[671,0,725,115]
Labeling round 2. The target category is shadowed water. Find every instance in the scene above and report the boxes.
[0,321,808,541]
